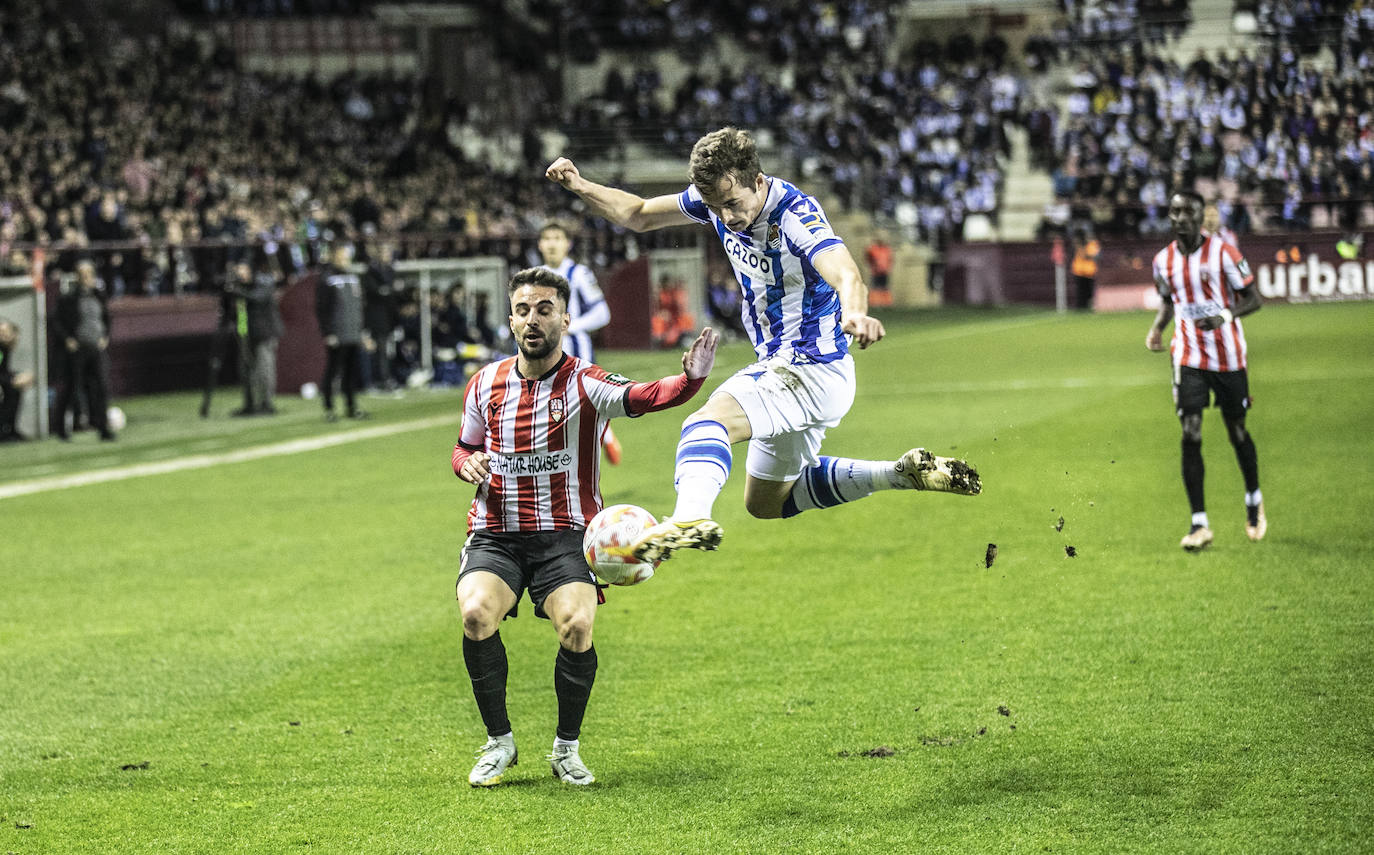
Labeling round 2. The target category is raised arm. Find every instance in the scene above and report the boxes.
[812,245,885,349]
[624,328,718,415]
[546,157,692,233]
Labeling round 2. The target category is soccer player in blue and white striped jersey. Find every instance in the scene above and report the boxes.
[547,128,981,562]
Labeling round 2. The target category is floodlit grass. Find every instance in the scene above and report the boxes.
[2,303,1372,853]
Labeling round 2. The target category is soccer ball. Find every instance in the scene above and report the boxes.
[106,406,126,431]
[583,504,660,586]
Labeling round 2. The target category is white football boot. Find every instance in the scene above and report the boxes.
[629,518,724,563]
[548,743,596,786]
[894,448,982,495]
[468,734,517,787]
[1245,503,1267,541]
[1180,525,1214,552]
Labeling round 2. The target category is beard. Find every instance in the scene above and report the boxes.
[516,331,560,361]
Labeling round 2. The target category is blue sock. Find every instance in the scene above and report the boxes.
[782,456,883,517]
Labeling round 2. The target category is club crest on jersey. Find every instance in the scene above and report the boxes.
[767,223,781,249]
[548,396,565,424]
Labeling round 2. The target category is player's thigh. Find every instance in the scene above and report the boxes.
[1172,365,1211,419]
[690,390,752,442]
[744,424,828,483]
[456,532,524,626]
[526,530,601,621]
[1209,370,1252,421]
[713,357,855,444]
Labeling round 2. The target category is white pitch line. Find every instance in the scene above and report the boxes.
[0,415,455,501]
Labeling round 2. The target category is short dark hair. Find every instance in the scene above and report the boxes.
[539,221,570,239]
[1171,189,1205,209]
[689,127,763,195]
[508,266,570,309]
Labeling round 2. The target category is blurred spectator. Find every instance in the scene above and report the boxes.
[864,232,895,307]
[1069,223,1101,310]
[651,274,695,351]
[431,281,471,387]
[0,317,35,441]
[230,255,284,416]
[705,268,747,341]
[362,242,399,391]
[316,242,369,420]
[51,259,116,441]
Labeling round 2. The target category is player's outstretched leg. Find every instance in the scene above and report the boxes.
[548,742,595,785]
[630,518,724,563]
[893,448,982,495]
[468,734,517,787]
[631,419,731,562]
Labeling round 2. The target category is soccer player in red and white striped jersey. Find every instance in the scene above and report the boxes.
[453,266,718,787]
[1147,191,1266,551]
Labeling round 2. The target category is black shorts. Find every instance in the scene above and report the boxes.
[457,529,601,620]
[1173,365,1251,420]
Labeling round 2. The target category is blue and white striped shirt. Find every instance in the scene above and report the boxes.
[678,177,849,364]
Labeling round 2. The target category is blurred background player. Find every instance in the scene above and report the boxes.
[1147,190,1266,551]
[536,221,622,464]
[546,127,981,564]
[1202,203,1238,249]
[453,266,717,787]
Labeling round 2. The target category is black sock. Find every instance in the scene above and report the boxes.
[1231,433,1260,494]
[1182,437,1205,515]
[554,645,598,742]
[463,632,511,737]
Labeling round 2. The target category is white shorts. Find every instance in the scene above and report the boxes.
[710,355,856,482]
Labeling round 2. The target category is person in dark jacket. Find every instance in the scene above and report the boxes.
[315,241,370,421]
[229,256,285,415]
[0,318,35,441]
[51,259,115,440]
[362,242,399,391]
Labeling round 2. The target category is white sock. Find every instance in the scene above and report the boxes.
[553,737,578,750]
[671,420,732,520]
[1191,512,1210,528]
[1245,489,1262,507]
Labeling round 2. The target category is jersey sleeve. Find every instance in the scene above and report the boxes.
[781,197,844,263]
[457,369,488,450]
[1151,249,1172,298]
[578,365,632,419]
[677,185,712,225]
[1219,244,1255,292]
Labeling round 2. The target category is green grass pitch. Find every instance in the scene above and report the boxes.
[2,303,1371,853]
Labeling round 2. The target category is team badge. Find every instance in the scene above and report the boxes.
[767,223,781,249]
[549,396,565,424]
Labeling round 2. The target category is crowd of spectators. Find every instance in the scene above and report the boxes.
[0,2,682,297]
[1049,34,1374,239]
[5,0,1371,305]
[574,4,1018,247]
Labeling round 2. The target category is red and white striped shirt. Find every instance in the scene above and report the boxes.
[1153,235,1254,373]
[453,353,702,533]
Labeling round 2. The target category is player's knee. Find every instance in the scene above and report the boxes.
[556,613,594,651]
[744,494,783,519]
[1224,419,1249,446]
[460,600,500,640]
[1180,415,1203,444]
